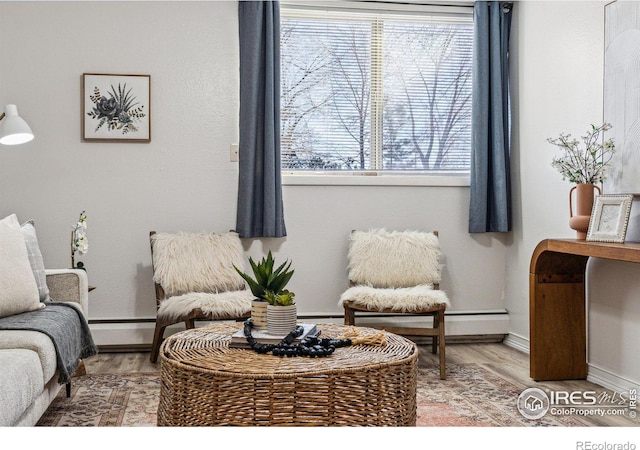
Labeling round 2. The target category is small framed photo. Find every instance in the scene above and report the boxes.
[82,73,150,142]
[587,194,633,243]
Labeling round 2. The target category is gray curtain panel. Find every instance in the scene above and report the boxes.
[469,2,513,233]
[236,1,287,238]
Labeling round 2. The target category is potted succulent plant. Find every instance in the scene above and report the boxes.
[235,251,297,334]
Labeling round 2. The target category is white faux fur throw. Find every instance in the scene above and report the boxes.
[158,290,253,321]
[348,229,442,288]
[339,285,449,312]
[151,231,246,296]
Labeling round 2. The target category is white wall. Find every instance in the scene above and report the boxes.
[506,0,607,344]
[0,1,243,326]
[508,1,640,390]
[0,1,508,346]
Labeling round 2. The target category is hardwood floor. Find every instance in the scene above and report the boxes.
[83,342,638,427]
[84,351,159,374]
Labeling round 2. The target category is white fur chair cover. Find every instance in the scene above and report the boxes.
[339,285,450,312]
[151,231,252,321]
[341,229,449,311]
[157,291,253,322]
[151,231,247,296]
[347,229,442,288]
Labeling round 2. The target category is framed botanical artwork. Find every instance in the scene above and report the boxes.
[586,194,633,243]
[82,73,151,142]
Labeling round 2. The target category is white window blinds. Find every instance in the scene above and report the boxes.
[281,3,473,173]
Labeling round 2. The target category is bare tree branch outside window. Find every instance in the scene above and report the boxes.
[280,12,473,172]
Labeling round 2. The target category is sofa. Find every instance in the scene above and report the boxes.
[0,214,97,426]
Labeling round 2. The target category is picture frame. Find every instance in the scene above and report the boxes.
[82,73,151,142]
[586,194,633,243]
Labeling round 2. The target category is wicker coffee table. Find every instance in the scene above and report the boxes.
[157,322,417,426]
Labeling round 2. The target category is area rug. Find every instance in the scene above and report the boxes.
[37,372,161,426]
[37,364,589,427]
[415,365,588,427]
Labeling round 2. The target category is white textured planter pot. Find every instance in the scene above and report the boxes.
[251,300,268,330]
[267,304,298,336]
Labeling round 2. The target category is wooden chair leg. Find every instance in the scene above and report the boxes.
[344,306,355,326]
[185,318,195,329]
[438,310,446,380]
[150,319,169,363]
[432,313,439,354]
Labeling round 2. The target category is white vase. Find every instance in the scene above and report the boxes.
[251,300,268,331]
[267,304,298,336]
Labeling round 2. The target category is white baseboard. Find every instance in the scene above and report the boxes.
[503,332,529,354]
[351,312,509,336]
[89,311,510,347]
[89,321,158,347]
[502,333,640,392]
[587,363,640,392]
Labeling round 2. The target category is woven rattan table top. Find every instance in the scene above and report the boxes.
[160,322,417,378]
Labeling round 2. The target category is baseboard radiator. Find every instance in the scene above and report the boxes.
[90,310,509,353]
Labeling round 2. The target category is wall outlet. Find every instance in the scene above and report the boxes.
[230,143,239,162]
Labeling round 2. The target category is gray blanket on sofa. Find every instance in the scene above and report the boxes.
[0,302,98,384]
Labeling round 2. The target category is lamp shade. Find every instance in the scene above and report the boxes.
[0,104,34,145]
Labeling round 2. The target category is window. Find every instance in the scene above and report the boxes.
[280,3,474,175]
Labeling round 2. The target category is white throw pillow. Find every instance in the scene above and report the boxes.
[0,214,44,318]
[20,220,50,302]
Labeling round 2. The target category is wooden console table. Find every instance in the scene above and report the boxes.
[530,238,640,381]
